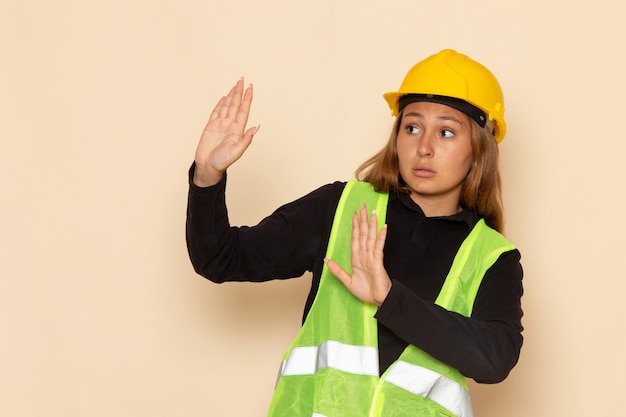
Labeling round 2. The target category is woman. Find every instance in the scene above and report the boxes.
[186,49,523,417]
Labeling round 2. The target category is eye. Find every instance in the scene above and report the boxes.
[440,129,455,138]
[405,125,420,134]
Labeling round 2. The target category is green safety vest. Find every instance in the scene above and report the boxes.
[267,180,516,417]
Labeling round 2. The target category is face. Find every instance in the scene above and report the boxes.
[396,101,474,214]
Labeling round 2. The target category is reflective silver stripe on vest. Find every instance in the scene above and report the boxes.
[279,340,379,377]
[384,361,474,417]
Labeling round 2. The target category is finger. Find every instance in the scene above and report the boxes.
[324,258,352,287]
[235,83,253,129]
[374,224,387,257]
[243,124,260,140]
[218,84,236,118]
[239,124,260,148]
[367,210,378,252]
[226,78,245,120]
[359,205,369,251]
[350,210,361,259]
[208,95,227,124]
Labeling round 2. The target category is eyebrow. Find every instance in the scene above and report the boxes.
[403,111,464,125]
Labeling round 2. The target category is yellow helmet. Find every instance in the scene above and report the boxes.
[383,49,507,143]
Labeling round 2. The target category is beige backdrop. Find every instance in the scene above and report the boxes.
[2,0,624,416]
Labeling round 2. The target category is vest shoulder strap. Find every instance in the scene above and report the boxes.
[325,180,389,264]
[435,219,516,316]
[286,180,389,348]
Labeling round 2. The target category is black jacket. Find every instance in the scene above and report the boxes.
[186,166,524,383]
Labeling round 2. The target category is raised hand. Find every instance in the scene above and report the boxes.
[324,205,391,306]
[193,78,260,187]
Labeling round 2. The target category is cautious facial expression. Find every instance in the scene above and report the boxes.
[396,101,474,209]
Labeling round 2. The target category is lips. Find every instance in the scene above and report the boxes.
[413,165,435,178]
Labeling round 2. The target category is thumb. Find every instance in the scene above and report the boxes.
[324,258,352,286]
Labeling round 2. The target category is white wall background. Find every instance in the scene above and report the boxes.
[2,0,624,415]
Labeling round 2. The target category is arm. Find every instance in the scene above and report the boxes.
[324,208,523,382]
[186,79,349,284]
[186,164,346,283]
[375,250,524,383]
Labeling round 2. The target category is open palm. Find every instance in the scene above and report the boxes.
[193,78,259,187]
[324,205,391,306]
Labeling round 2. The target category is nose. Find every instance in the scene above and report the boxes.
[417,133,434,157]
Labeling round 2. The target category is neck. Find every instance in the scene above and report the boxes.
[409,192,462,217]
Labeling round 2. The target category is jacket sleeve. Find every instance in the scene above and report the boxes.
[185,164,344,283]
[375,249,524,384]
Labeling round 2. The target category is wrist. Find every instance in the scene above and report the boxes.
[375,280,392,307]
[193,164,224,187]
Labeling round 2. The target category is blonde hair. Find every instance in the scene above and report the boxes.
[355,114,505,232]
